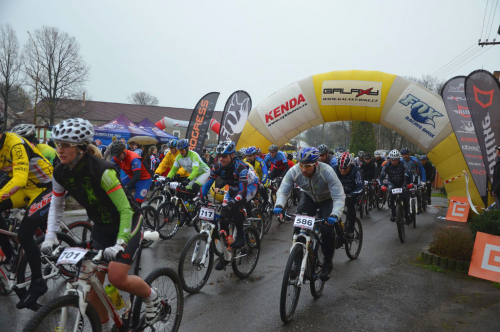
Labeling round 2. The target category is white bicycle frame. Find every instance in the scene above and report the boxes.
[289,232,311,288]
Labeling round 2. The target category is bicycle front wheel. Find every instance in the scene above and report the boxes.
[250,208,265,241]
[411,199,417,229]
[22,294,100,332]
[396,204,405,243]
[280,244,303,324]
[63,219,93,245]
[310,239,325,298]
[232,227,261,278]
[345,218,363,260]
[131,267,184,332]
[157,202,180,240]
[178,233,214,293]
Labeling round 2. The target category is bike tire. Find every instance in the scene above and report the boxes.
[422,189,428,212]
[157,202,180,240]
[147,195,167,211]
[374,189,381,210]
[263,208,273,235]
[17,232,78,311]
[345,218,363,260]
[232,227,261,278]
[178,233,214,293]
[21,294,100,332]
[193,217,203,233]
[250,208,265,242]
[358,197,364,219]
[309,237,325,298]
[411,199,417,229]
[396,204,405,243]
[280,244,303,324]
[131,267,184,332]
[212,236,224,257]
[63,219,93,245]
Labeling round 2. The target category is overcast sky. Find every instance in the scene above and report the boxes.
[1,0,499,111]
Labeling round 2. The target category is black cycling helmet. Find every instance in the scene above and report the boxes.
[318,144,329,154]
[357,151,364,158]
[364,152,372,159]
[268,144,278,152]
[108,140,127,157]
[400,147,410,155]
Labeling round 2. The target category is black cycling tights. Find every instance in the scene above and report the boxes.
[0,199,14,260]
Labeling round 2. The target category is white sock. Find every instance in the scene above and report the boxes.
[144,287,158,303]
[101,318,110,332]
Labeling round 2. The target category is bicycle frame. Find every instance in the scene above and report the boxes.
[289,233,310,288]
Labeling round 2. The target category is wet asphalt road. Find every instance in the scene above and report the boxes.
[3,196,500,331]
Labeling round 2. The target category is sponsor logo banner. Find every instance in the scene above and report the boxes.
[187,92,219,155]
[321,80,382,107]
[442,76,487,203]
[465,70,500,189]
[256,82,317,141]
[469,232,500,283]
[219,91,252,145]
[445,196,470,222]
[385,84,448,149]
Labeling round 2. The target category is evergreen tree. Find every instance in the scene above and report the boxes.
[350,121,376,154]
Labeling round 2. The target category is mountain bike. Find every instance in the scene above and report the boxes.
[338,196,363,260]
[370,179,382,210]
[279,213,326,323]
[418,182,427,213]
[22,231,184,332]
[178,201,260,294]
[390,187,407,243]
[409,186,417,229]
[146,176,173,210]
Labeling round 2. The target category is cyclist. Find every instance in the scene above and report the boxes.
[354,151,364,167]
[166,138,210,194]
[0,114,54,309]
[273,147,345,281]
[264,144,290,180]
[318,144,337,169]
[379,149,413,224]
[374,150,385,177]
[107,140,152,204]
[334,152,363,240]
[200,141,259,269]
[400,147,426,185]
[360,152,377,181]
[10,123,59,165]
[154,139,190,179]
[419,155,436,204]
[245,146,270,208]
[41,118,162,331]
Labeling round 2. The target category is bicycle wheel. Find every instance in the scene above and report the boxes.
[262,207,273,235]
[232,227,261,278]
[148,195,167,211]
[157,202,180,240]
[345,218,363,260]
[309,238,325,298]
[193,216,203,233]
[411,199,417,229]
[22,294,100,332]
[250,208,265,241]
[178,233,214,293]
[212,236,224,257]
[422,190,427,212]
[131,267,184,332]
[141,206,158,248]
[280,244,303,324]
[358,196,364,219]
[63,219,93,245]
[17,232,78,311]
[374,189,381,210]
[396,204,405,243]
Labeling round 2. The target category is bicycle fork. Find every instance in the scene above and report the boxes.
[291,233,310,287]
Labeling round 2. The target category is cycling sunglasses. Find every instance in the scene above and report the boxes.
[298,163,314,169]
[54,141,78,149]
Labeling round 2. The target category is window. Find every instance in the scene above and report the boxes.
[173,130,180,138]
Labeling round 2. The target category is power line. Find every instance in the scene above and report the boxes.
[434,47,485,79]
[432,44,481,78]
[436,46,494,80]
[487,0,499,40]
[481,0,491,41]
[431,42,477,77]
[485,0,498,40]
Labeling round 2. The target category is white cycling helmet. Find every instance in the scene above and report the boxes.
[11,123,36,137]
[388,149,401,160]
[52,118,95,144]
[374,150,381,158]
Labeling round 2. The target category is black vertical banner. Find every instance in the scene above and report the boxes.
[441,76,487,204]
[464,70,500,193]
[186,92,219,155]
[218,90,252,145]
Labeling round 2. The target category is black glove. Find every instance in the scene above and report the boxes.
[153,174,159,180]
[181,178,190,186]
[165,177,172,183]
[173,174,181,181]
[226,200,235,208]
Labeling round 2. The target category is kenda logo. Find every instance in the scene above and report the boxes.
[265,94,306,124]
[399,94,443,128]
[461,145,480,152]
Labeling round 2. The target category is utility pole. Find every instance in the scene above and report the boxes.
[478,25,500,46]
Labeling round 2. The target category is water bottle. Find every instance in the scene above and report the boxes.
[185,201,193,212]
[105,284,124,309]
[299,228,307,235]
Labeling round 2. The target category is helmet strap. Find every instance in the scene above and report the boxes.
[69,147,85,169]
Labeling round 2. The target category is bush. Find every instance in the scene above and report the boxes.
[469,210,500,239]
[428,226,474,261]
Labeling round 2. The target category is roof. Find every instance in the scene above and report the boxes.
[26,99,224,124]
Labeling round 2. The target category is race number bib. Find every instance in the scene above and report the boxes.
[169,182,179,189]
[392,188,403,194]
[293,215,315,230]
[57,247,87,266]
[199,207,215,221]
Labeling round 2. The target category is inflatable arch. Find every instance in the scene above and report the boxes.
[236,70,485,209]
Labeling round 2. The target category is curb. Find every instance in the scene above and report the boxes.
[63,209,87,217]
[419,247,470,273]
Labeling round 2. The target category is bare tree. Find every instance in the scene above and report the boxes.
[24,26,89,125]
[0,24,24,130]
[127,91,159,106]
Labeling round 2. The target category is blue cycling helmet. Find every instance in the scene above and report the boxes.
[216,141,236,154]
[419,154,428,160]
[245,146,257,155]
[177,139,189,149]
[168,139,178,148]
[297,147,320,163]
[400,147,410,155]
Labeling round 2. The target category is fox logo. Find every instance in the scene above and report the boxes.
[219,94,251,141]
[399,94,443,128]
[460,120,475,133]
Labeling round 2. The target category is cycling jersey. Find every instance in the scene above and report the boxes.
[155,150,189,177]
[374,156,385,177]
[334,165,364,196]
[35,143,57,165]
[49,153,136,243]
[0,133,53,202]
[401,156,426,182]
[245,156,269,186]
[360,160,377,181]
[379,160,412,188]
[264,151,289,171]
[112,150,151,180]
[167,150,210,181]
[422,161,436,182]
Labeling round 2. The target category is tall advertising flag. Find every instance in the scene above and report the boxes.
[464,70,500,193]
[218,91,252,144]
[186,92,220,155]
[441,76,488,204]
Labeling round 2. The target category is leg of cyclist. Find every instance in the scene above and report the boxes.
[403,190,411,224]
[0,199,14,265]
[16,188,52,309]
[132,178,153,204]
[388,185,396,222]
[426,181,432,204]
[345,195,357,238]
[317,199,334,281]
